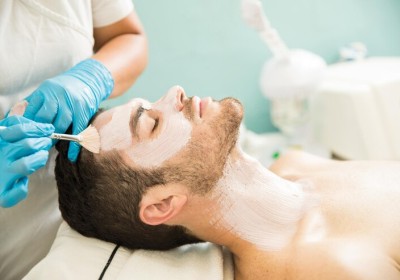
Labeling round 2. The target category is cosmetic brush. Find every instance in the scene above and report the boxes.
[0,125,100,154]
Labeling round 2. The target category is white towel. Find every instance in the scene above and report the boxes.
[24,222,234,280]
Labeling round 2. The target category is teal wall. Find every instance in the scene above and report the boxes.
[103,0,400,133]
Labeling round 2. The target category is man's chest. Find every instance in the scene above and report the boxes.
[240,240,400,280]
[288,239,400,280]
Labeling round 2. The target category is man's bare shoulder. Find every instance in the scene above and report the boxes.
[269,150,400,182]
[269,150,334,180]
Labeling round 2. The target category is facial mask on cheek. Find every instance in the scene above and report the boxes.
[126,112,192,168]
[100,108,133,151]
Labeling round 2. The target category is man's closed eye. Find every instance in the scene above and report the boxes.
[137,110,161,139]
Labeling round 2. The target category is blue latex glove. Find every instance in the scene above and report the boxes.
[23,59,114,162]
[0,116,54,208]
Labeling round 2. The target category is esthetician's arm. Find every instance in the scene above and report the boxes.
[93,10,148,97]
[23,10,148,163]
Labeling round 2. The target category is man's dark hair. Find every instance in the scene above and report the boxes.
[54,116,201,250]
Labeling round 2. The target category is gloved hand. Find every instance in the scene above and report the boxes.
[0,116,54,208]
[23,59,114,162]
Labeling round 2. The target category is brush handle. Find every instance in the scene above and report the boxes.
[50,133,82,143]
[0,126,81,143]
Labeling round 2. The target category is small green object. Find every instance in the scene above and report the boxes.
[272,151,280,159]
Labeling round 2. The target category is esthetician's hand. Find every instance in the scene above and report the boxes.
[0,116,54,208]
[23,59,114,162]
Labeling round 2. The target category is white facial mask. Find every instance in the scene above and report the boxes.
[99,90,192,168]
[125,91,192,168]
[99,99,150,151]
[213,152,308,251]
[99,105,134,151]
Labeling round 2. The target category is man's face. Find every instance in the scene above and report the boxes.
[92,86,243,192]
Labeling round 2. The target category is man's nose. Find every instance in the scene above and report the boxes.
[161,85,187,111]
[175,86,186,112]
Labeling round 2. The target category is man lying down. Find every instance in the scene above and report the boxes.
[53,86,400,280]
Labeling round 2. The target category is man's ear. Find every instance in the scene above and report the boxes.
[139,184,188,226]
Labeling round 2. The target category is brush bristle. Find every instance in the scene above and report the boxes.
[78,125,100,154]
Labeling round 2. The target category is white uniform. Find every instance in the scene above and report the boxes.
[0,1,134,279]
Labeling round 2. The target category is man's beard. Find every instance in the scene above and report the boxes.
[165,97,243,195]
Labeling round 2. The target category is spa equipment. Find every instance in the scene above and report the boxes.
[312,57,400,160]
[241,0,326,145]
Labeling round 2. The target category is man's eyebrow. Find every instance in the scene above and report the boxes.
[130,106,145,138]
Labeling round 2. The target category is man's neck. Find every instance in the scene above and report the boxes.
[200,147,309,254]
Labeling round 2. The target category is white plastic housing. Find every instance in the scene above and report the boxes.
[312,57,400,160]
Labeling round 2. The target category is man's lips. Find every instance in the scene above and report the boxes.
[192,96,212,118]
[200,97,212,118]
